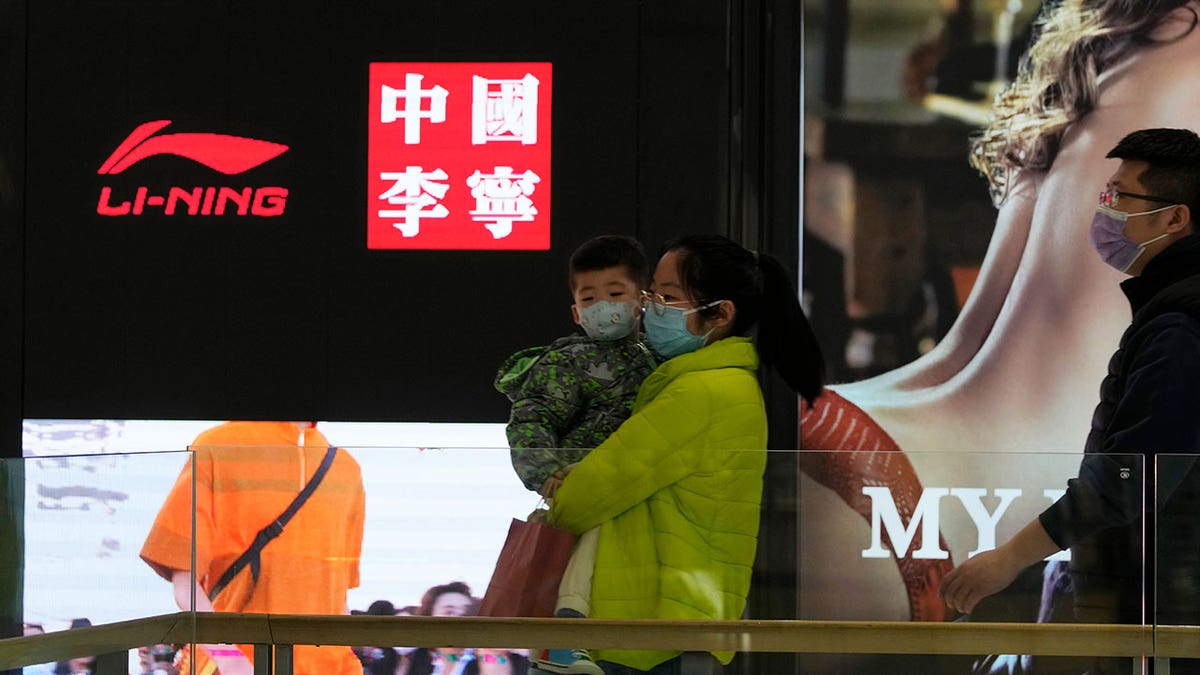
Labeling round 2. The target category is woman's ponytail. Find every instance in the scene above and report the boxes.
[754,252,825,405]
[664,234,826,404]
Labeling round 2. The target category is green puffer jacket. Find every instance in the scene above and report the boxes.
[495,334,657,492]
[549,336,768,671]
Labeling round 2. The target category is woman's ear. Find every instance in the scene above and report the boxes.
[708,299,736,330]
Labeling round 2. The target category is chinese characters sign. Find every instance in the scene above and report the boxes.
[368,62,552,250]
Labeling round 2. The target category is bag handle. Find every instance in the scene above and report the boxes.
[207,446,338,600]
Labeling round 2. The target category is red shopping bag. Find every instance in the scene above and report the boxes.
[477,516,577,617]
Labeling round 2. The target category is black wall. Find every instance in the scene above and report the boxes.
[0,0,25,461]
[0,0,27,655]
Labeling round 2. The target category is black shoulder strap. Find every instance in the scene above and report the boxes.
[208,446,339,600]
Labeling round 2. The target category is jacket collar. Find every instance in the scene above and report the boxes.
[634,336,759,410]
[1120,233,1200,314]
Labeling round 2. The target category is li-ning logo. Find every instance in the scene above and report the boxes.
[97,120,290,217]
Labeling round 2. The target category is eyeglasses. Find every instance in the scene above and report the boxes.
[1098,189,1178,209]
[638,289,721,317]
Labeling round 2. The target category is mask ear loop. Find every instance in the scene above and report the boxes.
[1119,230,1175,272]
[694,299,729,346]
[1126,203,1180,218]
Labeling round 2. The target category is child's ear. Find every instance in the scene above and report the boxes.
[571,304,582,325]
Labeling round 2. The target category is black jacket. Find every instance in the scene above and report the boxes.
[1039,233,1200,624]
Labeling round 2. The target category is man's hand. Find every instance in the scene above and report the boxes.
[939,548,1023,614]
[939,518,1062,615]
[539,470,565,500]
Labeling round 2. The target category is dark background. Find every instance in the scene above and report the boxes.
[0,0,800,444]
[14,1,708,425]
[1,0,803,670]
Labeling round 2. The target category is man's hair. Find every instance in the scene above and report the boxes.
[567,235,649,290]
[1107,128,1200,223]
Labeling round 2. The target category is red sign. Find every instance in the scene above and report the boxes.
[367,62,552,250]
[96,120,290,217]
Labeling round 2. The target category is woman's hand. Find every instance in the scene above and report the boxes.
[539,470,565,500]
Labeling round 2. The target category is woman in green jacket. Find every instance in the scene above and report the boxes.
[549,234,824,674]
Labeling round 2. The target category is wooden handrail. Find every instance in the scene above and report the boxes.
[198,615,1154,657]
[2,613,1197,671]
[1154,624,1200,658]
[0,613,186,669]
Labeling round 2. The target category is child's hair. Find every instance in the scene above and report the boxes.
[661,234,825,405]
[568,235,649,291]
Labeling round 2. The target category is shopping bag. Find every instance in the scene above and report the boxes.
[477,515,577,617]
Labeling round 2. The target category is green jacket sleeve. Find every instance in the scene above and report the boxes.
[507,347,584,491]
[549,380,705,533]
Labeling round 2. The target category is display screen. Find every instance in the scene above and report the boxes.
[21,419,532,631]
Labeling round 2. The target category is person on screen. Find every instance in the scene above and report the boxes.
[139,421,365,675]
[351,600,404,675]
[52,618,94,675]
[799,0,1200,626]
[137,643,181,675]
[402,582,529,675]
[22,623,55,675]
[940,128,1200,674]
[549,235,824,675]
[494,235,658,674]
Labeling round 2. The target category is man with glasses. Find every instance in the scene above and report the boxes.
[941,128,1200,672]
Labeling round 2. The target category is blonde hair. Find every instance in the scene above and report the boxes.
[972,0,1196,204]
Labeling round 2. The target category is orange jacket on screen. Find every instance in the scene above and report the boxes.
[141,421,365,675]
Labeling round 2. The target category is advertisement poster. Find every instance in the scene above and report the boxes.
[797,2,1198,663]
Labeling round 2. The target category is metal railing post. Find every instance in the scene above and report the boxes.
[93,650,126,675]
[275,644,293,675]
[253,643,272,675]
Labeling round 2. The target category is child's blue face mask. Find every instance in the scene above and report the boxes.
[642,300,719,358]
[577,300,637,341]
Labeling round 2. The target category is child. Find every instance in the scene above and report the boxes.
[494,235,657,675]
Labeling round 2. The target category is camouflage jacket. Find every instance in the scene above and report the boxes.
[495,333,658,492]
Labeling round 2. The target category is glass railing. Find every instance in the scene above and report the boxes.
[1155,454,1200,672]
[5,438,1191,674]
[795,449,1145,675]
[11,449,197,675]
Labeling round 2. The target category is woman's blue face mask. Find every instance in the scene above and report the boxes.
[641,299,720,358]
